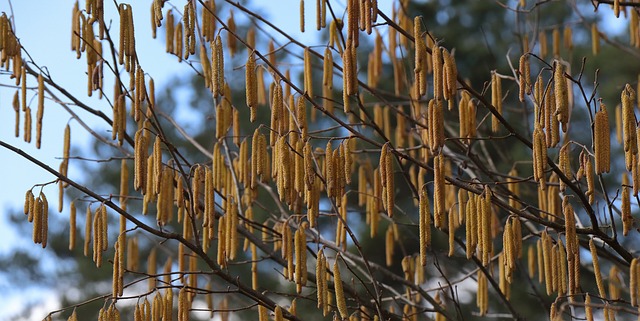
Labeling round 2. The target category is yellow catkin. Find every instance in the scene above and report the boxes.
[212,35,224,96]
[558,142,571,191]
[442,48,457,102]
[464,192,477,259]
[594,102,611,174]
[334,255,348,319]
[13,90,20,138]
[589,238,606,298]
[542,231,553,295]
[322,47,334,114]
[36,74,44,149]
[554,61,569,132]
[591,24,600,56]
[419,185,431,266]
[295,222,308,293]
[623,84,637,169]
[303,47,313,98]
[616,104,623,144]
[622,173,633,236]
[414,17,427,97]
[552,27,560,57]
[631,258,638,307]
[539,30,548,59]
[83,205,92,257]
[609,265,621,300]
[68,201,77,250]
[481,186,492,266]
[432,46,443,100]
[491,71,502,133]
[518,54,531,102]
[385,225,394,266]
[246,52,257,119]
[477,270,488,316]
[316,249,326,310]
[275,305,283,321]
[533,124,547,189]
[584,294,594,321]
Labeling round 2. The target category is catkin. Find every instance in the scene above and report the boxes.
[442,48,457,102]
[333,255,348,319]
[379,143,394,217]
[434,154,445,229]
[631,258,638,307]
[589,238,606,298]
[322,47,334,114]
[246,52,257,118]
[316,249,326,310]
[518,54,531,102]
[212,35,224,96]
[414,17,427,97]
[622,173,633,236]
[594,102,611,174]
[491,71,502,133]
[295,222,308,293]
[553,61,569,132]
[385,225,394,266]
[477,271,488,316]
[303,47,313,98]
[432,46,443,100]
[67,200,77,250]
[558,142,571,191]
[84,205,92,257]
[591,24,600,55]
[533,124,547,189]
[419,185,431,266]
[623,84,637,170]
[36,74,44,149]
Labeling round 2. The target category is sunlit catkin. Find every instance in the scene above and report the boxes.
[622,84,637,170]
[212,35,224,97]
[553,61,569,132]
[246,52,257,120]
[35,74,45,149]
[333,255,348,319]
[594,102,611,174]
[491,71,502,133]
[533,124,547,189]
[589,238,606,298]
[622,173,632,236]
[442,48,457,102]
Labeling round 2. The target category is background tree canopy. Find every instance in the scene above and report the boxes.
[1,0,640,320]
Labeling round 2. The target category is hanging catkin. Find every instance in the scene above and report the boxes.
[333,254,348,319]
